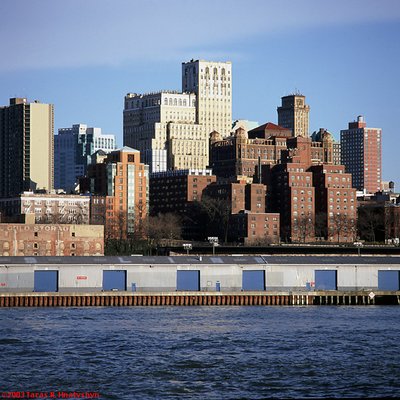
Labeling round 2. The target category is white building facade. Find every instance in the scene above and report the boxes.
[123,60,232,172]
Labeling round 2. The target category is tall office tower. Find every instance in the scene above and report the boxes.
[277,94,310,137]
[0,98,54,198]
[123,59,232,172]
[54,124,116,192]
[340,115,382,193]
[182,59,232,137]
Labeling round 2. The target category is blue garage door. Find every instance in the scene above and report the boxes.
[315,270,337,290]
[34,271,59,292]
[242,270,265,291]
[177,270,200,291]
[378,270,400,291]
[103,270,127,291]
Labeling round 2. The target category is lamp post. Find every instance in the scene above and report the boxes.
[354,241,363,257]
[183,243,192,256]
[208,237,219,255]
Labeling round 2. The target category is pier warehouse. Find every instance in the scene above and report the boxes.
[0,256,399,293]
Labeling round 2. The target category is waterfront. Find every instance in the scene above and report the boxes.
[0,306,399,399]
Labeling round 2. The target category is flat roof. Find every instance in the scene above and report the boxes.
[0,255,399,266]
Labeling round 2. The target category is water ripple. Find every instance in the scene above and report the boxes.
[0,306,399,399]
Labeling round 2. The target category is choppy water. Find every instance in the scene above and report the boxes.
[0,306,399,399]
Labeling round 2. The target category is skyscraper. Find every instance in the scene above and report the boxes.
[182,59,232,137]
[54,124,116,192]
[0,98,54,198]
[123,59,232,172]
[277,94,310,137]
[340,115,382,193]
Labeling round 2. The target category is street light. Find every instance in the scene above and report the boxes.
[208,236,219,255]
[354,241,363,257]
[183,243,192,256]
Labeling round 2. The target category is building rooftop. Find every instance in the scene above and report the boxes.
[1,255,399,265]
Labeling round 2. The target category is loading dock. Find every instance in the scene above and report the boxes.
[103,270,127,291]
[34,270,59,292]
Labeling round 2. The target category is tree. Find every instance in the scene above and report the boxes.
[385,205,400,243]
[330,213,349,243]
[184,196,231,243]
[295,213,314,243]
[146,213,182,250]
[357,205,385,243]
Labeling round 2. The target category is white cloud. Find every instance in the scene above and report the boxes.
[1,0,399,71]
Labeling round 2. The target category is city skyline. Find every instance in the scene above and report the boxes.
[1,0,399,186]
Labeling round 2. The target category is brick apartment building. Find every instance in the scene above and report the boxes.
[149,169,216,215]
[341,115,382,194]
[204,178,280,244]
[81,147,149,239]
[210,125,339,180]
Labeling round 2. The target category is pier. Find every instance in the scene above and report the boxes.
[0,291,399,307]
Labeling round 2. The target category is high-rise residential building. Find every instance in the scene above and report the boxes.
[0,98,54,198]
[340,115,382,194]
[123,59,232,172]
[262,136,357,243]
[277,94,310,137]
[54,124,116,193]
[310,164,357,243]
[83,147,149,239]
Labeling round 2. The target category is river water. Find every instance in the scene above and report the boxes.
[0,306,399,399]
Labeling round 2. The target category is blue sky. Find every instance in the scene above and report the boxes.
[1,0,400,187]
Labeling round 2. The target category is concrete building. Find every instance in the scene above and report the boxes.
[277,94,310,137]
[0,98,54,198]
[1,255,398,293]
[123,59,232,172]
[340,115,382,194]
[0,223,104,256]
[55,124,116,193]
[83,147,149,239]
[182,59,232,137]
[0,192,90,224]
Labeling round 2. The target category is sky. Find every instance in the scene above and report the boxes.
[1,0,399,187]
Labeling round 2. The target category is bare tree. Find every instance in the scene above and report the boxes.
[357,206,384,243]
[294,213,314,243]
[146,213,182,249]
